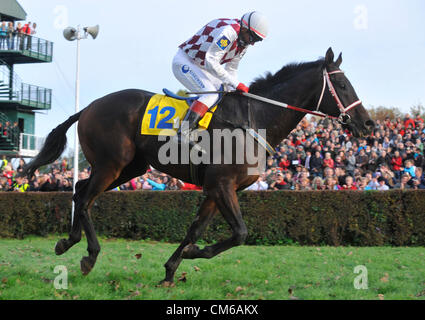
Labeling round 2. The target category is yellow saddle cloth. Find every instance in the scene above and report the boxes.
[141,94,217,136]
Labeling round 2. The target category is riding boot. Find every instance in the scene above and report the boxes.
[174,100,209,145]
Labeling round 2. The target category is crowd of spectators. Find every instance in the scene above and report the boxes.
[0,21,37,51]
[0,157,202,192]
[0,120,19,138]
[246,113,425,191]
[2,113,425,192]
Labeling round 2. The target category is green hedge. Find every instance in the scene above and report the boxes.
[1,190,424,246]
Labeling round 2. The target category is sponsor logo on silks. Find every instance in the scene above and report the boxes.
[181,65,204,89]
[182,65,190,74]
[216,36,230,50]
[188,70,205,89]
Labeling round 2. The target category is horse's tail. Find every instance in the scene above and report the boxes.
[21,111,83,178]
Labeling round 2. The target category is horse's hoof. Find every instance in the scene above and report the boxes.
[182,244,200,259]
[80,257,93,276]
[55,239,68,255]
[158,280,175,288]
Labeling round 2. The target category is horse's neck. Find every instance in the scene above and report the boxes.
[252,70,321,147]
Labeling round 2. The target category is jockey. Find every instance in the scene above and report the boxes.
[172,11,269,144]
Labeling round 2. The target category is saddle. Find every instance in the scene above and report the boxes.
[162,89,198,107]
[140,89,224,137]
[146,88,274,186]
[162,85,225,109]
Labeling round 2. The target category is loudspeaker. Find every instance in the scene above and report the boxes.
[63,27,77,41]
[84,25,99,39]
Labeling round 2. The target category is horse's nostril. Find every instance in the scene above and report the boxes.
[364,120,375,130]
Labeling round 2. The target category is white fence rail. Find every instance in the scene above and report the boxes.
[19,133,44,157]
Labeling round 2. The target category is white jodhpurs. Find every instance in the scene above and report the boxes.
[172,49,221,108]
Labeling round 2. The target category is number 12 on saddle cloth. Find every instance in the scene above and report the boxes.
[140,94,217,136]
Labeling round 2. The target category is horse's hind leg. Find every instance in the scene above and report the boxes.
[54,156,145,257]
[55,179,89,255]
[161,197,218,284]
[105,156,148,191]
[78,159,148,273]
[75,167,124,275]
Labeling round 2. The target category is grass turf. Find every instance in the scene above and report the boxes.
[0,236,424,300]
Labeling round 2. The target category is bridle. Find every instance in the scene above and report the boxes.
[315,68,362,124]
[241,68,363,157]
[184,67,363,156]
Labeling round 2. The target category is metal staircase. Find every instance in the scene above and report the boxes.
[0,80,17,100]
[0,58,51,109]
[0,111,19,152]
[0,2,54,157]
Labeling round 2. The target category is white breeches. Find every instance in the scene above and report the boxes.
[172,49,221,108]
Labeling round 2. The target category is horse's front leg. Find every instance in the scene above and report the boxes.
[182,184,248,260]
[161,197,218,284]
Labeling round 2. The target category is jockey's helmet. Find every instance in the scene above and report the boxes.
[240,11,269,42]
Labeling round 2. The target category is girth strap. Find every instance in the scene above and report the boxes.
[189,160,201,187]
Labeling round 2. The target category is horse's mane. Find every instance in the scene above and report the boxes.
[249,58,325,94]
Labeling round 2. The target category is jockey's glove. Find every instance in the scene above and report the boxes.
[236,83,250,93]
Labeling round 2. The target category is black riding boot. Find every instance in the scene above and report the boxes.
[174,109,202,145]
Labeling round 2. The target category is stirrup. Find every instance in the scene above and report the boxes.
[173,130,206,154]
[173,134,186,144]
[190,142,206,155]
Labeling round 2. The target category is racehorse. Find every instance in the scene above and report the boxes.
[22,48,374,284]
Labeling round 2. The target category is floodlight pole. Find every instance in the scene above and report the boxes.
[71,26,81,225]
[64,24,98,226]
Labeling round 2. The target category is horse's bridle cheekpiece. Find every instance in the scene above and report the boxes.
[316,69,362,124]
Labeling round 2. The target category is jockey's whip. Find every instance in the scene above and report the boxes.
[185,90,230,95]
[186,91,335,119]
[186,90,289,109]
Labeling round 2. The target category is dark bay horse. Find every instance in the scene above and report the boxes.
[22,48,374,284]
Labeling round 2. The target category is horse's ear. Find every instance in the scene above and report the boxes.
[325,47,334,65]
[335,53,343,67]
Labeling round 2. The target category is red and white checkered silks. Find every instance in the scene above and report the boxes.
[179,18,247,68]
[173,18,249,107]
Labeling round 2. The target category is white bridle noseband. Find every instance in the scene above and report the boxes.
[316,69,362,124]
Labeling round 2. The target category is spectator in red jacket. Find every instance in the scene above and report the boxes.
[404,113,416,129]
[269,172,287,190]
[278,154,290,171]
[179,181,202,191]
[391,150,403,179]
[341,175,358,190]
[323,152,335,169]
[2,165,14,186]
[414,114,424,126]
[22,22,32,50]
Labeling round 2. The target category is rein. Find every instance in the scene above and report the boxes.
[186,68,362,125]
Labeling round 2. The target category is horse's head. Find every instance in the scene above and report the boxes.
[318,47,375,137]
